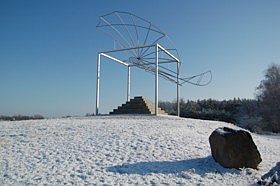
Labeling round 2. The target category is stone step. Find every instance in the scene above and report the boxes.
[109,96,168,115]
[110,109,151,115]
[113,107,150,113]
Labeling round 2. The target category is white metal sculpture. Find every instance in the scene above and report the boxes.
[95,11,212,116]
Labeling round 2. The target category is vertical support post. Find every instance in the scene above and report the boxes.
[127,66,131,101]
[155,44,159,116]
[95,53,101,115]
[177,61,180,117]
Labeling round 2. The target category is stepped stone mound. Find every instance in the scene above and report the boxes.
[209,127,262,169]
[110,96,167,115]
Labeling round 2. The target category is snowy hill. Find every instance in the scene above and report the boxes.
[0,115,279,185]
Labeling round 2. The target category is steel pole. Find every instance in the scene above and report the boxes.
[127,66,131,101]
[155,44,159,116]
[177,62,180,117]
[95,53,101,115]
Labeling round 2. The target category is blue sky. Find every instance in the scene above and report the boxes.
[0,1,279,117]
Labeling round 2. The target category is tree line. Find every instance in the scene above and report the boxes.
[159,98,262,132]
[160,63,280,133]
[0,115,44,121]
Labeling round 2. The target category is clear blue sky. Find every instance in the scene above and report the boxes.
[1,0,279,117]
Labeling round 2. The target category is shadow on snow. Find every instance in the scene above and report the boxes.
[108,156,238,176]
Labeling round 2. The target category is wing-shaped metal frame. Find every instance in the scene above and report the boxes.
[95,11,212,116]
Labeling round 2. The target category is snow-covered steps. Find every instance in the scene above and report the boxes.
[110,96,168,115]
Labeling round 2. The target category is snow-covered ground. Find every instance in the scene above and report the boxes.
[0,115,279,185]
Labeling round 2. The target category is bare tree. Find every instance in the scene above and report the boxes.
[256,63,280,133]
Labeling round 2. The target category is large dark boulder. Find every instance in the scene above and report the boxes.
[209,127,262,169]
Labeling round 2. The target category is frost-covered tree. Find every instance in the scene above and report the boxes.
[256,63,280,133]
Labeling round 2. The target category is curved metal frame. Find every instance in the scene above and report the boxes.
[95,11,212,116]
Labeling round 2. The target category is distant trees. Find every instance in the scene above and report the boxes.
[159,98,258,125]
[256,63,280,133]
[85,113,95,117]
[0,115,44,121]
[159,63,280,134]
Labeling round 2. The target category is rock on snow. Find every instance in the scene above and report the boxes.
[209,127,262,169]
[0,115,279,185]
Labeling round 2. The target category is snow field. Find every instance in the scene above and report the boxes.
[0,115,279,185]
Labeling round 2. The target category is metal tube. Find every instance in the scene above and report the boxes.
[100,53,129,66]
[157,44,180,63]
[100,44,156,54]
[177,62,180,117]
[96,53,101,115]
[155,44,159,116]
[127,66,131,101]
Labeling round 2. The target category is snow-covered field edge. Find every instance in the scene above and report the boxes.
[0,115,279,185]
